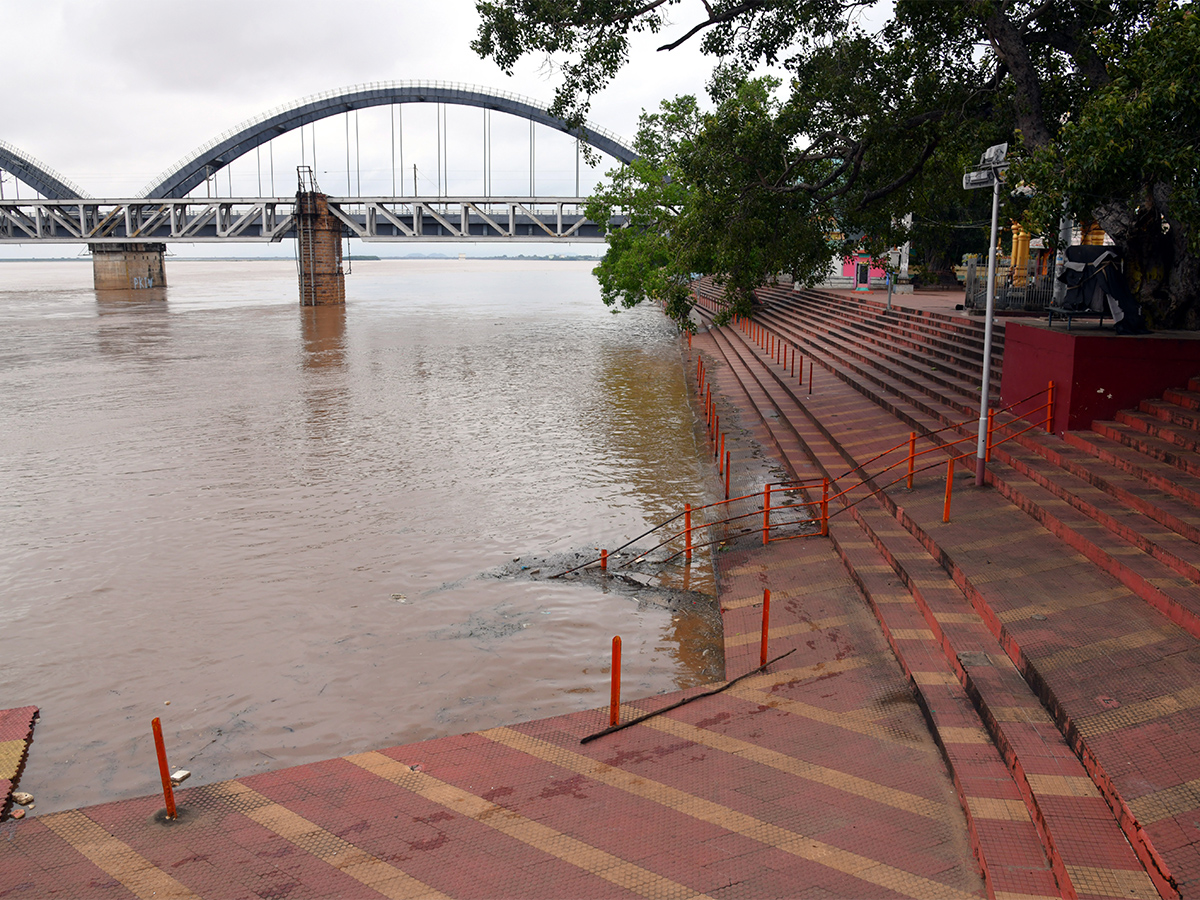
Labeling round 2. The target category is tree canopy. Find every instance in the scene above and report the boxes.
[475,0,1200,328]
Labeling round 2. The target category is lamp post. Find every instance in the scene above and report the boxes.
[963,143,1008,487]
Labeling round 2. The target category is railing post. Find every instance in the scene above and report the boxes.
[714,415,720,456]
[820,478,829,535]
[760,589,771,668]
[943,456,956,523]
[798,353,803,385]
[151,717,177,820]
[763,483,771,545]
[1046,380,1055,433]
[684,503,693,561]
[808,361,814,395]
[907,432,916,490]
[609,636,622,727]
[725,451,730,499]
[600,549,607,571]
[719,432,725,467]
[986,410,995,461]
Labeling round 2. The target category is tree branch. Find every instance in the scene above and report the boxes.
[856,137,941,208]
[656,0,767,52]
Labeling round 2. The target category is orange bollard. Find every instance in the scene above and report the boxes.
[798,353,803,385]
[791,347,795,377]
[609,636,622,726]
[763,483,771,545]
[151,717,177,820]
[719,431,725,467]
[688,332,692,349]
[600,549,608,571]
[943,456,956,523]
[907,432,916,490]
[808,361,813,395]
[760,589,772,667]
[714,415,720,455]
[725,451,730,499]
[986,410,995,461]
[1046,380,1055,433]
[684,503,693,561]
[820,478,829,535]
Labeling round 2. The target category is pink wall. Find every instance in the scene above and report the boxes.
[843,258,887,279]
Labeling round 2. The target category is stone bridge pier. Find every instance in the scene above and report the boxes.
[296,192,345,306]
[89,243,167,291]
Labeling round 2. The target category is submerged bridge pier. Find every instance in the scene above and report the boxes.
[296,169,344,306]
[89,242,167,291]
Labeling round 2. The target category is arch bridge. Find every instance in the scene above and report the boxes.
[0,81,635,247]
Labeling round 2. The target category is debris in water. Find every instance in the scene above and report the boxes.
[391,593,408,603]
[12,792,33,806]
[10,809,24,820]
[170,770,191,786]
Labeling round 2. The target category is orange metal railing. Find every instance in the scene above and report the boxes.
[553,294,1054,577]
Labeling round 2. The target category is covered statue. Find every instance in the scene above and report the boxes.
[1056,245,1150,334]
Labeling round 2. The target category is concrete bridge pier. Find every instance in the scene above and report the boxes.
[296,192,345,306]
[90,243,167,291]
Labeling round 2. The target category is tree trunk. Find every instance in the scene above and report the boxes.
[1096,185,1200,330]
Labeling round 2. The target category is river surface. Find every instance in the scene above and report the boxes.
[0,258,721,814]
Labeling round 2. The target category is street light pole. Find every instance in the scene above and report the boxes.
[962,142,1008,488]
[975,176,1001,486]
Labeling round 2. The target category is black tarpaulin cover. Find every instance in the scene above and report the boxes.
[1057,245,1149,334]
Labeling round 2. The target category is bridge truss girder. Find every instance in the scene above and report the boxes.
[0,198,616,243]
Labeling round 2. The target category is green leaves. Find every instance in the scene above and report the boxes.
[475,0,1200,326]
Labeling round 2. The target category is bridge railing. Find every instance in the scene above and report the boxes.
[0,196,616,243]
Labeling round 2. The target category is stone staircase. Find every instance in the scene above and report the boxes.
[691,281,1200,898]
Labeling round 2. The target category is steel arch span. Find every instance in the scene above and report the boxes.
[0,138,90,201]
[141,81,638,200]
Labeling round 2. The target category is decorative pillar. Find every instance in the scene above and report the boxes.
[1010,223,1030,286]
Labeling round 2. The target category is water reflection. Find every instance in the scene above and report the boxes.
[300,306,346,370]
[94,291,171,363]
[299,305,348,443]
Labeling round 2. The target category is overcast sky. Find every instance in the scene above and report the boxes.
[2,1,715,199]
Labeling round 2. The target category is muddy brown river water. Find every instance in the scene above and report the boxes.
[0,258,722,813]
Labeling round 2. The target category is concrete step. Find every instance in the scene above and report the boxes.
[743,304,995,427]
[1161,387,1200,412]
[1064,429,1200,507]
[768,300,998,395]
[777,290,1004,378]
[695,308,1168,898]
[1116,409,1200,453]
[1091,420,1200,478]
[1009,430,1200,547]
[783,288,1004,361]
[758,304,1200,636]
[1141,397,1200,432]
[796,287,1005,348]
[763,305,991,411]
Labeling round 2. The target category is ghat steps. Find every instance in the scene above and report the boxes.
[693,281,1200,897]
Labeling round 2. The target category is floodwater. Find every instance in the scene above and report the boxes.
[0,258,722,814]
